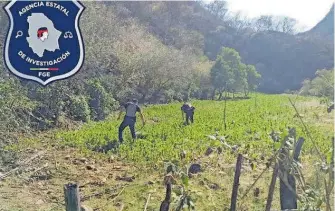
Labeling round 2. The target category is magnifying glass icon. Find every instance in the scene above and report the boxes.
[15,31,23,39]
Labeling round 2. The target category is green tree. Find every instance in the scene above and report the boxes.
[86,80,118,121]
[205,0,228,20]
[210,47,247,99]
[300,69,334,100]
[69,95,91,122]
[244,64,261,96]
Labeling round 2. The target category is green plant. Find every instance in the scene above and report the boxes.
[69,95,91,122]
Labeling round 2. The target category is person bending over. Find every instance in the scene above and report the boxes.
[117,99,145,143]
[181,102,195,125]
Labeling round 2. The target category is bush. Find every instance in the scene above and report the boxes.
[86,80,119,121]
[300,69,334,100]
[69,95,91,122]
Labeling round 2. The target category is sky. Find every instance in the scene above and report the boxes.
[214,0,334,31]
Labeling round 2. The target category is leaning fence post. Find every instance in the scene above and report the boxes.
[330,137,334,188]
[64,183,81,211]
[265,162,279,211]
[230,154,243,211]
[279,137,304,210]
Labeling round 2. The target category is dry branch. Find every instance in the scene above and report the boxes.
[144,193,151,211]
[288,98,324,161]
[0,151,46,180]
[265,163,279,211]
[230,154,243,211]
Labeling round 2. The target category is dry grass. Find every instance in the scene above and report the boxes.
[0,139,281,211]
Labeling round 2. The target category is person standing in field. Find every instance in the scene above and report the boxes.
[181,102,195,125]
[327,103,334,113]
[117,98,145,143]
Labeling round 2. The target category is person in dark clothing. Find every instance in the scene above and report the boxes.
[117,99,145,143]
[181,102,195,125]
[327,103,334,113]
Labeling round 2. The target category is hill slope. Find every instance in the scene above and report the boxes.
[302,4,334,40]
[117,1,334,93]
[0,2,332,94]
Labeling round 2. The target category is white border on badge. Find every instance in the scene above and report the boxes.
[4,0,85,86]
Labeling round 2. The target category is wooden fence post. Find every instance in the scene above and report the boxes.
[64,183,81,211]
[265,162,279,211]
[279,137,304,210]
[330,137,334,188]
[230,154,243,211]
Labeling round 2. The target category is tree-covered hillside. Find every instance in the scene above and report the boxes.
[301,4,334,40]
[116,1,333,93]
[0,1,333,135]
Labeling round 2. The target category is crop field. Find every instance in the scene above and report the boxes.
[1,94,333,211]
[57,94,333,166]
